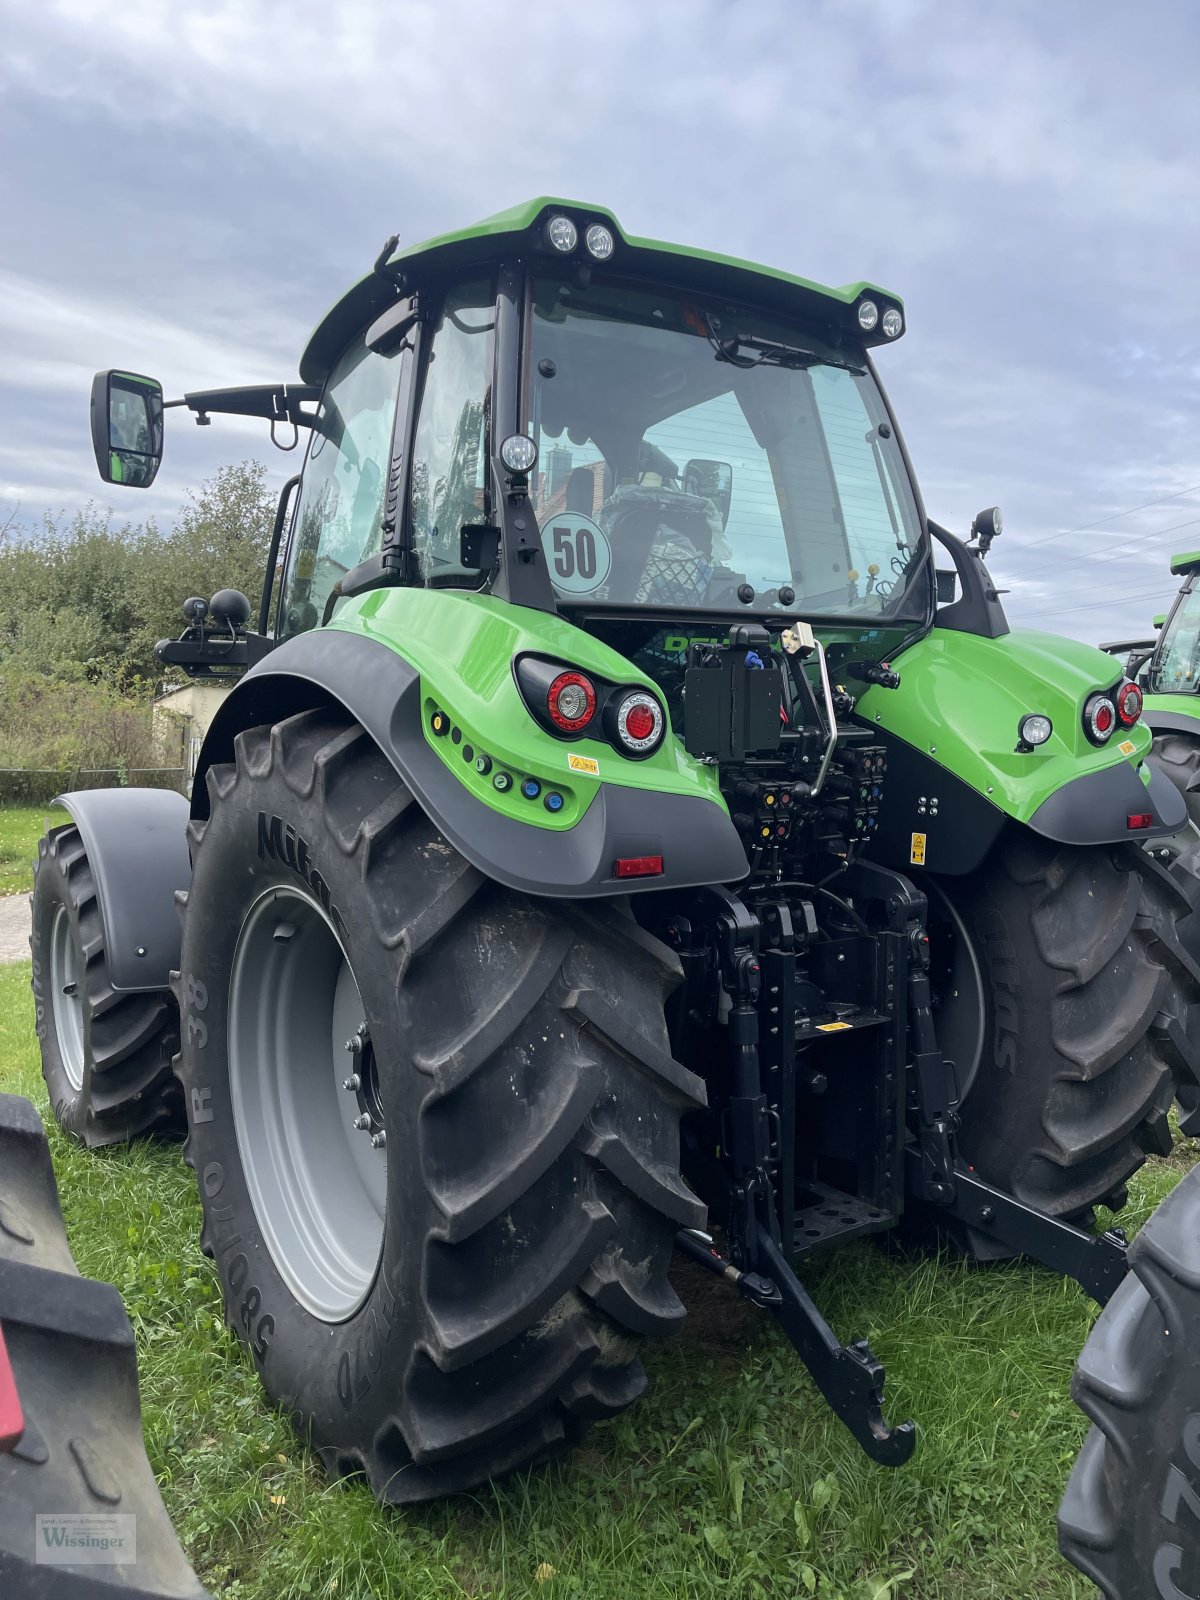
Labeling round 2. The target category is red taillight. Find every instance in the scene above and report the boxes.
[625,703,657,742]
[611,690,665,757]
[1127,812,1154,830]
[613,854,664,878]
[1083,693,1117,744]
[1117,680,1143,726]
[546,671,596,733]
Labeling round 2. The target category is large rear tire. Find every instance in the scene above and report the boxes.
[31,823,184,1147]
[1149,730,1200,832]
[1058,1166,1200,1597]
[924,830,1200,1239]
[176,708,705,1503]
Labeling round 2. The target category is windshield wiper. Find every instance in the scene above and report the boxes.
[705,317,866,376]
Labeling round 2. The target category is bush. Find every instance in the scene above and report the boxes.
[0,672,181,805]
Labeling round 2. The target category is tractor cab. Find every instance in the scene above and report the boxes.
[1141,551,1200,695]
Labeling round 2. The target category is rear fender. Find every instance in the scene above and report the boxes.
[52,788,191,991]
[194,629,748,898]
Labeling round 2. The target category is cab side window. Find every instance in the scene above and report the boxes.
[279,337,404,636]
[408,280,494,582]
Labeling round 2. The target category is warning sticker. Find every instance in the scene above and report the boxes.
[816,1021,853,1033]
[1118,739,1136,756]
[567,752,600,777]
[910,832,927,866]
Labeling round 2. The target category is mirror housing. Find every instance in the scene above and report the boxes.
[683,458,733,529]
[90,370,164,487]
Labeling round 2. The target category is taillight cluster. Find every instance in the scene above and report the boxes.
[1083,679,1142,746]
[516,656,667,760]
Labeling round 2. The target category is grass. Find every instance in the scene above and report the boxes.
[0,956,1189,1599]
[0,804,66,895]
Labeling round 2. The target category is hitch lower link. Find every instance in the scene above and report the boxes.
[676,886,916,1468]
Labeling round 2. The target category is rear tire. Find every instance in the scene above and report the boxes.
[1149,730,1200,831]
[31,823,184,1146]
[176,708,705,1503]
[1058,1166,1200,1598]
[925,830,1200,1242]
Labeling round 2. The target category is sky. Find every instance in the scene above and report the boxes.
[1,0,1197,645]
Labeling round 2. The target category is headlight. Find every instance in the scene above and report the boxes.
[882,307,903,338]
[545,214,578,253]
[1018,713,1053,748]
[584,223,614,260]
[500,433,538,474]
[857,299,879,332]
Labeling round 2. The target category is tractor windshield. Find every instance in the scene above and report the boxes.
[526,275,928,620]
[1152,579,1200,693]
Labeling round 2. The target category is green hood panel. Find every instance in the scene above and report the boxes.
[327,589,724,831]
[857,625,1151,823]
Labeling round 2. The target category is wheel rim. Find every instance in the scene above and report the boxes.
[228,885,386,1322]
[923,879,987,1104]
[50,904,86,1093]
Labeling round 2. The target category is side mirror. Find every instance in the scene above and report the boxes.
[684,458,733,529]
[90,370,164,488]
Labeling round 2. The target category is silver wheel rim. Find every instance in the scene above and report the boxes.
[228,885,386,1322]
[50,904,86,1093]
[924,879,986,1104]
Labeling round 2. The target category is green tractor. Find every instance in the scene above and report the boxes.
[31,200,1200,1516]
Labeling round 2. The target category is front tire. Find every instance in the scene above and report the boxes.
[31,823,184,1146]
[924,830,1200,1234]
[177,708,705,1503]
[1058,1166,1200,1597]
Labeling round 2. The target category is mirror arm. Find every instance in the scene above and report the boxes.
[170,383,320,428]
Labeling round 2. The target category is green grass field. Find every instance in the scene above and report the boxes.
[0,804,66,895]
[0,957,1184,1599]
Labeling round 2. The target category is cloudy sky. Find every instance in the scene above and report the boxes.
[1,0,1197,644]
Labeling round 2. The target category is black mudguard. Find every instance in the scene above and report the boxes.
[869,728,1186,876]
[1143,707,1200,739]
[194,629,749,899]
[53,789,191,993]
[1027,760,1185,844]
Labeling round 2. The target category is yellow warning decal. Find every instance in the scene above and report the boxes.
[567,752,600,776]
[816,1021,853,1033]
[910,832,927,866]
[1118,739,1136,756]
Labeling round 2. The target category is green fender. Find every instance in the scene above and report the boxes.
[857,626,1185,874]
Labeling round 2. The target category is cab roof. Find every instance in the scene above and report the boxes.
[300,196,904,384]
[1170,549,1200,576]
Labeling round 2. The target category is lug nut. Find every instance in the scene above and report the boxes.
[342,1074,360,1092]
[370,1130,387,1149]
[345,1036,362,1055]
[353,1112,373,1132]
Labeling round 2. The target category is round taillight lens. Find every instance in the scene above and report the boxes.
[612,690,664,756]
[1084,693,1117,744]
[547,671,596,733]
[1117,680,1142,726]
